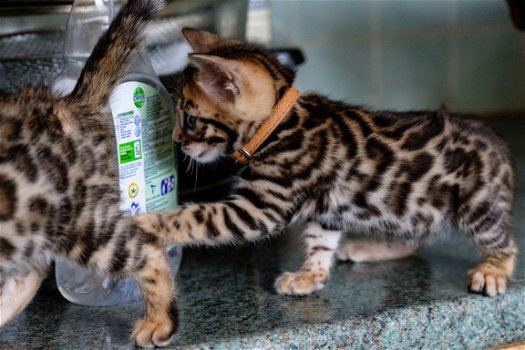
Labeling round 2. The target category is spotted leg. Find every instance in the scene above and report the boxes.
[275,222,342,296]
[75,218,178,348]
[462,203,517,297]
[130,244,178,347]
[466,224,516,296]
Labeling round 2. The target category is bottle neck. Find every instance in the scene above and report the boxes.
[126,52,157,77]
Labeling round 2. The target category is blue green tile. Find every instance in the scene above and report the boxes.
[294,42,374,105]
[455,29,525,112]
[380,36,449,111]
[291,1,373,42]
[379,0,450,32]
[457,0,511,26]
[269,0,297,46]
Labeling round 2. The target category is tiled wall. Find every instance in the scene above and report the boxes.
[270,0,525,114]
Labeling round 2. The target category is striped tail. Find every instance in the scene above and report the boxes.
[67,0,163,106]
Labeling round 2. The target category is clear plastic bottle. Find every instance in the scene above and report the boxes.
[53,0,181,306]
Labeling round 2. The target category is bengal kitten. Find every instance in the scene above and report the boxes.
[137,28,517,298]
[0,0,178,346]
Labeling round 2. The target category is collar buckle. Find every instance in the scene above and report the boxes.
[233,148,252,163]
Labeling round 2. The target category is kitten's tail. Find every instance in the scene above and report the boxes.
[66,0,164,106]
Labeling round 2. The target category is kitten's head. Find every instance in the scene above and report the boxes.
[174,28,295,163]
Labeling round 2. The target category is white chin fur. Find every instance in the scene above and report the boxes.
[184,145,222,164]
[194,149,221,163]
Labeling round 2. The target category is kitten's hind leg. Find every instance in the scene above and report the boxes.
[335,238,419,263]
[459,188,517,297]
[0,269,45,327]
[87,220,178,347]
[129,244,178,348]
[467,251,516,297]
[275,222,341,296]
[464,212,517,297]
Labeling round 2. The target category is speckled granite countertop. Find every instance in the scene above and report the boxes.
[1,118,524,350]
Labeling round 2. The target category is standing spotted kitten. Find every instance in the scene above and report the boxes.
[0,0,178,346]
[138,28,517,298]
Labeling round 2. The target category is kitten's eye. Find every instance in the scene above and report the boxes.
[183,111,196,130]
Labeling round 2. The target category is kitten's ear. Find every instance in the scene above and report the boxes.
[182,27,241,53]
[189,54,240,103]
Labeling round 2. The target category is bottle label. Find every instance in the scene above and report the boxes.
[110,82,177,215]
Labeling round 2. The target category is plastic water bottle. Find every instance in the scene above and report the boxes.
[53,0,182,306]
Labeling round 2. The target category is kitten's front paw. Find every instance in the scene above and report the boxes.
[275,270,328,296]
[468,268,508,297]
[132,319,174,348]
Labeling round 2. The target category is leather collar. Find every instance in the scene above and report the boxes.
[232,86,300,164]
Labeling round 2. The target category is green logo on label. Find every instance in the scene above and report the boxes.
[133,87,145,108]
[119,140,142,164]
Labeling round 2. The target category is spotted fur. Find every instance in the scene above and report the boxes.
[0,0,179,347]
[138,28,517,298]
